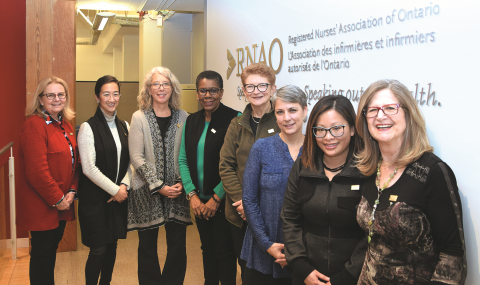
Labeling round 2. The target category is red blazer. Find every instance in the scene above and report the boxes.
[17,115,80,231]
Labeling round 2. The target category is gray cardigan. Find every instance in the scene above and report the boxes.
[129,109,187,191]
[127,108,191,230]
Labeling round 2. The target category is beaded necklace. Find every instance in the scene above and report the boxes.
[367,160,398,244]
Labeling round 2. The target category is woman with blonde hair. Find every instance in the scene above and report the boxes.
[355,79,466,284]
[128,66,191,284]
[18,76,80,285]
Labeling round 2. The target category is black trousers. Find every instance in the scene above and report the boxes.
[85,241,118,285]
[243,266,292,285]
[137,222,187,285]
[196,200,237,285]
[30,220,67,285]
[229,220,247,281]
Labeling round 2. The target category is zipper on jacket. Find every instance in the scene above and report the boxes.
[327,180,332,273]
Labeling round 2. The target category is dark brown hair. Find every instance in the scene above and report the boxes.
[302,95,360,171]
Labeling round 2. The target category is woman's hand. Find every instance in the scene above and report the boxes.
[159,183,183,199]
[267,243,288,268]
[232,200,246,220]
[113,185,128,203]
[203,197,219,220]
[304,270,330,285]
[56,197,71,211]
[190,195,206,219]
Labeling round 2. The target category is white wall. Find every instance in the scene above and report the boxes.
[76,44,114,81]
[206,0,480,283]
[191,13,205,83]
[163,13,193,84]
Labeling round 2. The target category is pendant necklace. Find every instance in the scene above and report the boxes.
[367,160,398,244]
[251,115,260,124]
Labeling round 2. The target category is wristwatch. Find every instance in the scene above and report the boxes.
[186,190,197,200]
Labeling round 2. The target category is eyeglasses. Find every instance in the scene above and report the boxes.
[42,92,67,100]
[197,88,221,96]
[363,104,401,118]
[312,125,346,138]
[100,92,121,99]
[243,83,270,93]
[150,82,172,89]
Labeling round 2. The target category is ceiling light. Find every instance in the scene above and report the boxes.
[98,18,109,30]
[92,12,116,31]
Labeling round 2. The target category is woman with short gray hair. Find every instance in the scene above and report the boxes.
[241,85,308,284]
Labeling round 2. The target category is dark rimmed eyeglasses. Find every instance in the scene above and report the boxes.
[150,82,172,89]
[197,88,221,96]
[312,125,346,138]
[243,83,270,93]
[42,92,67,100]
[363,104,401,118]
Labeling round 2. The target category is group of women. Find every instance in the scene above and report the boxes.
[17,62,466,285]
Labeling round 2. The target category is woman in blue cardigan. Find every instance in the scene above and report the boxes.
[241,85,308,285]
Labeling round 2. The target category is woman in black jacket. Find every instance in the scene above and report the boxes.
[281,95,366,285]
[178,70,240,285]
[78,75,131,285]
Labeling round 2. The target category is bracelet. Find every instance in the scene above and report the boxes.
[212,195,221,203]
[186,190,197,200]
[53,195,65,207]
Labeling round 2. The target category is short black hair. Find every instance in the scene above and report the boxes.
[95,75,120,97]
[195,70,223,89]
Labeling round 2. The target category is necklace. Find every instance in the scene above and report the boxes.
[251,115,260,124]
[367,160,398,244]
[323,162,345,172]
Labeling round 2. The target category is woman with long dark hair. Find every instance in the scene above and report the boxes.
[282,95,367,285]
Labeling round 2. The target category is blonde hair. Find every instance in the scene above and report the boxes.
[355,79,433,176]
[137,66,182,111]
[25,76,75,121]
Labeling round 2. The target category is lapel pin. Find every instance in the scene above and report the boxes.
[177,124,180,128]
[211,128,216,133]
[389,195,398,202]
[351,185,360,190]
[69,132,73,136]
[268,129,274,133]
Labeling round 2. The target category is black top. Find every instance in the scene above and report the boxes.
[362,152,464,257]
[282,146,367,284]
[184,103,239,196]
[250,115,260,137]
[78,106,130,248]
[156,116,171,138]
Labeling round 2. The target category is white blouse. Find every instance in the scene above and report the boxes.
[77,109,132,196]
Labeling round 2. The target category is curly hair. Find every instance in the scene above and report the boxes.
[138,66,182,111]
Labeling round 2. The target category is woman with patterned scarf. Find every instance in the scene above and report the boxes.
[128,66,192,285]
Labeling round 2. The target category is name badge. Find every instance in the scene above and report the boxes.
[351,185,359,190]
[211,128,216,134]
[389,195,398,202]
[268,129,274,133]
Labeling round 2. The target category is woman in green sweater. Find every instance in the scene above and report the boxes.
[179,70,240,285]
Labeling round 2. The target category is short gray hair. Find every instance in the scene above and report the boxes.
[272,85,307,108]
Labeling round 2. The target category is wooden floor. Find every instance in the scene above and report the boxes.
[0,224,241,285]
